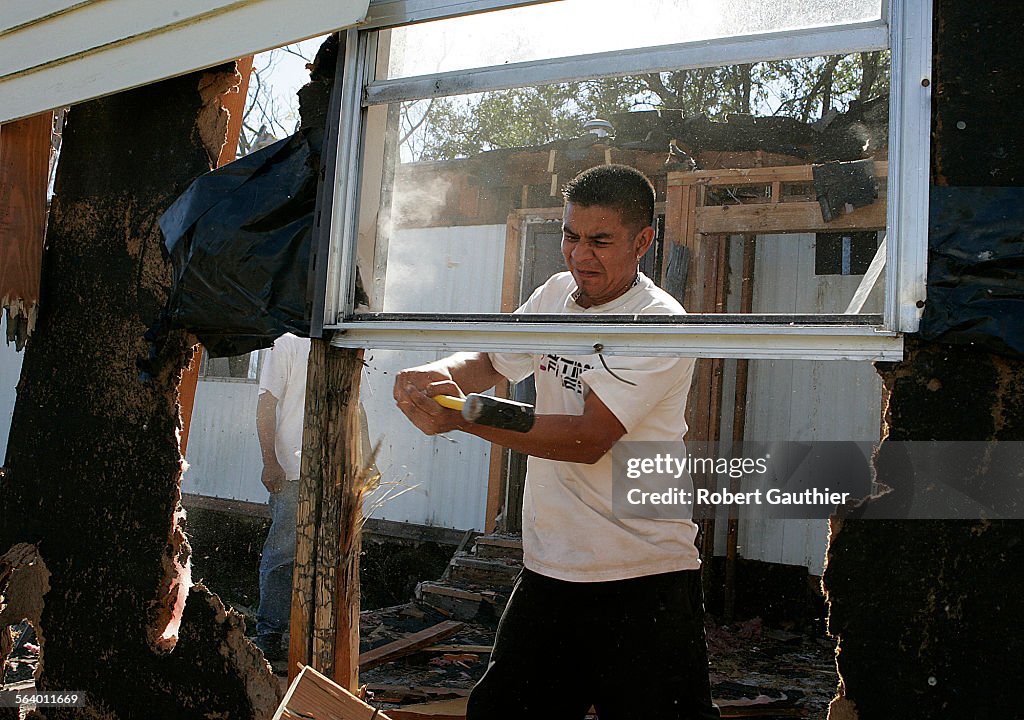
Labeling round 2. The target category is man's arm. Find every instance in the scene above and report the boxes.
[394,352,504,397]
[394,357,626,464]
[256,390,285,493]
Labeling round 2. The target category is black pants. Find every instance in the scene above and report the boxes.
[467,568,721,720]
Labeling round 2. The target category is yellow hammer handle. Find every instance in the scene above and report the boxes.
[433,394,465,411]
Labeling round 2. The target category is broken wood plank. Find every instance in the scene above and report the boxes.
[387,697,468,720]
[358,620,465,671]
[718,707,805,719]
[715,692,804,718]
[217,56,253,168]
[362,685,471,704]
[274,665,395,720]
[422,644,493,654]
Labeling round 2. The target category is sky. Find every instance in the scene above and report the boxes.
[247,36,329,140]
[386,0,881,79]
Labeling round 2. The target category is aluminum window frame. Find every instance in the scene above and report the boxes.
[320,0,930,360]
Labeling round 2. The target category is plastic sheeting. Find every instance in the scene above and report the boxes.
[154,128,321,357]
[920,187,1024,358]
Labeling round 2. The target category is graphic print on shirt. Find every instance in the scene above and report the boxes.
[538,354,594,394]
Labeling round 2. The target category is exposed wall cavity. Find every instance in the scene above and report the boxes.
[0,62,280,718]
[823,1,1024,717]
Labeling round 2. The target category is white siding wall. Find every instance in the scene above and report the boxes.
[182,376,267,504]
[716,233,883,575]
[362,224,507,531]
[1,0,369,123]
[0,317,24,462]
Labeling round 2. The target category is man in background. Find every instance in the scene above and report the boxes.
[254,332,309,661]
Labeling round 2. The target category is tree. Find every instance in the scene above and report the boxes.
[403,51,890,161]
[238,42,321,156]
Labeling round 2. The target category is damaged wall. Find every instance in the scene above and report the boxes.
[823,1,1024,718]
[0,66,279,718]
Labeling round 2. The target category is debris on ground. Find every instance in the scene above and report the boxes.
[3,533,839,718]
[352,599,836,718]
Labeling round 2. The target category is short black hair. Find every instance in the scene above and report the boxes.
[561,164,656,231]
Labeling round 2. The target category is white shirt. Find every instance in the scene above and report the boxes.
[489,272,699,582]
[258,333,310,480]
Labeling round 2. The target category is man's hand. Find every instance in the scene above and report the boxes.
[261,457,286,494]
[394,366,468,436]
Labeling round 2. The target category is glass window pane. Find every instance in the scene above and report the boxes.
[384,0,883,79]
[200,350,261,380]
[353,51,890,318]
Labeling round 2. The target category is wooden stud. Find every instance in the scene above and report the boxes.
[178,349,203,455]
[484,406,508,533]
[179,56,253,454]
[724,235,756,622]
[290,341,365,689]
[217,56,253,168]
[0,111,51,345]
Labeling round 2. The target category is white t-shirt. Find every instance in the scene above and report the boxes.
[489,272,699,582]
[258,333,310,481]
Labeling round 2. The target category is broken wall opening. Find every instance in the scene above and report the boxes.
[822,1,1024,718]
[169,42,897,703]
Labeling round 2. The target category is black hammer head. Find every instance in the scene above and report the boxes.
[462,394,535,433]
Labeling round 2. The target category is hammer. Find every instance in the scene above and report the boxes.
[433,394,535,433]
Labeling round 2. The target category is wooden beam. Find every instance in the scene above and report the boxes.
[482,210,529,532]
[0,111,51,346]
[290,342,366,689]
[669,161,889,187]
[696,200,886,235]
[362,517,469,547]
[358,620,465,671]
[665,182,732,586]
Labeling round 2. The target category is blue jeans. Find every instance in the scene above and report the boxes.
[256,478,299,640]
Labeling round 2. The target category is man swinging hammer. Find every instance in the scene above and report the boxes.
[394,164,719,719]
